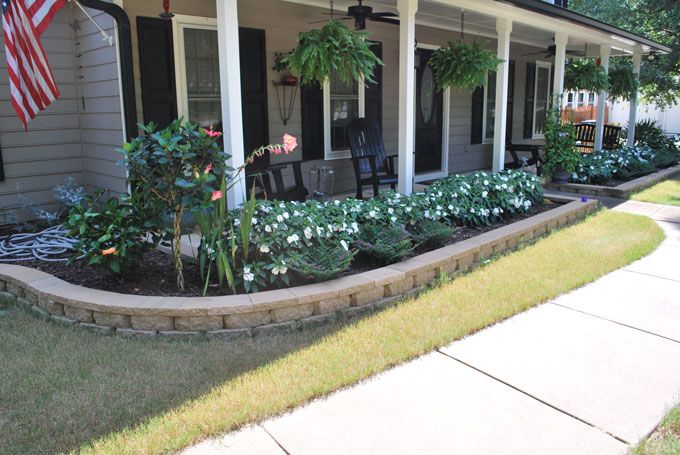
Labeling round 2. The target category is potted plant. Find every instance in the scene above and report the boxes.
[543,107,580,183]
[273,52,298,86]
[564,58,609,93]
[284,20,383,85]
[430,41,503,91]
[608,59,638,101]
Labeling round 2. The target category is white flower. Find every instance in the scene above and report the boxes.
[259,245,270,254]
[283,212,289,219]
[304,227,313,239]
[243,267,254,282]
[340,240,349,251]
[391,216,397,222]
[276,215,284,222]
[287,234,300,244]
[406,207,412,213]
[316,226,324,236]
[351,222,359,232]
[234,218,241,226]
[483,180,489,186]
[369,210,377,218]
[492,207,500,215]
[251,217,258,225]
[272,265,288,275]
[388,208,394,215]
[482,191,488,198]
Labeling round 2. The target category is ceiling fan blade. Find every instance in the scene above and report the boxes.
[370,12,398,17]
[521,50,547,57]
[368,16,400,25]
[566,50,586,56]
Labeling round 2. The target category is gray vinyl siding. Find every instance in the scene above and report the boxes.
[74,4,126,193]
[0,8,82,218]
[0,5,125,221]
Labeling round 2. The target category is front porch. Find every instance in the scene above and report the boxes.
[125,0,661,205]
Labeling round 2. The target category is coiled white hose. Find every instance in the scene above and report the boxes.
[0,225,82,263]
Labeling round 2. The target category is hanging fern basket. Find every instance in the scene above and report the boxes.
[608,60,638,101]
[283,20,383,86]
[430,41,503,91]
[564,58,609,93]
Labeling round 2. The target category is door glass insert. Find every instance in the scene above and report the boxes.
[420,64,435,125]
[183,28,221,126]
[329,72,359,151]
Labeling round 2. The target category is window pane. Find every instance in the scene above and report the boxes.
[534,66,550,135]
[577,92,585,107]
[330,99,358,150]
[588,92,596,105]
[329,73,359,151]
[184,28,221,126]
[485,72,497,140]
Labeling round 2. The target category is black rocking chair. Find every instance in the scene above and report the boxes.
[346,118,398,199]
[505,139,543,171]
[246,161,309,202]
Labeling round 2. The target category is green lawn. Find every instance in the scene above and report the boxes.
[632,175,680,206]
[635,404,680,454]
[0,210,664,455]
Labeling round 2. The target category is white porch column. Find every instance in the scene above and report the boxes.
[397,0,417,195]
[627,48,643,146]
[492,18,512,173]
[553,32,568,106]
[217,0,246,208]
[594,45,611,151]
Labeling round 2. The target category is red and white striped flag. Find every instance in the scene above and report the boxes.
[2,0,67,129]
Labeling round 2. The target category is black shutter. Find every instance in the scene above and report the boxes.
[301,81,324,161]
[524,62,536,139]
[506,60,515,141]
[137,17,177,129]
[365,41,382,127]
[239,28,270,169]
[471,86,484,145]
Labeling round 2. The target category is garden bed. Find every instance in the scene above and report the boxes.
[546,163,680,199]
[0,196,597,337]
[19,201,559,297]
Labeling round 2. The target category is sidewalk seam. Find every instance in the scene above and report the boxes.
[622,268,680,285]
[549,302,680,345]
[259,424,292,455]
[434,349,630,446]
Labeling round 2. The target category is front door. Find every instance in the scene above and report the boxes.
[414,48,443,173]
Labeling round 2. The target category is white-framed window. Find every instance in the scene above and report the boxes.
[576,92,585,107]
[323,73,365,160]
[588,92,596,106]
[532,61,552,138]
[172,15,221,127]
[481,71,497,143]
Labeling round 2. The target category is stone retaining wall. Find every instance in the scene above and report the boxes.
[0,197,598,339]
[545,163,680,199]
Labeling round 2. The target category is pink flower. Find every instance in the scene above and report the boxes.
[102,247,116,256]
[283,134,297,154]
[204,163,213,174]
[271,145,282,155]
[211,190,223,201]
[203,128,222,138]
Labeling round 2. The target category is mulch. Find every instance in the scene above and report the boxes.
[9,201,560,297]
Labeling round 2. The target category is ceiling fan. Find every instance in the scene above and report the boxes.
[312,0,400,30]
[522,44,586,58]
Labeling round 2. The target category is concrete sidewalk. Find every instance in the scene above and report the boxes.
[184,201,680,455]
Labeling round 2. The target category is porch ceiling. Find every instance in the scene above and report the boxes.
[283,0,668,55]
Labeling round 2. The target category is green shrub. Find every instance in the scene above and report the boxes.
[355,223,415,264]
[542,107,580,178]
[290,241,355,282]
[121,119,229,289]
[564,58,609,93]
[572,145,679,184]
[65,191,163,275]
[408,220,459,248]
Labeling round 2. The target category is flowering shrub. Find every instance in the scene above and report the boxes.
[216,170,543,292]
[571,145,680,184]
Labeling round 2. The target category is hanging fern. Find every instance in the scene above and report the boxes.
[283,20,383,86]
[608,60,638,101]
[430,41,503,91]
[564,58,609,93]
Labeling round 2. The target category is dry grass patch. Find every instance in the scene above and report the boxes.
[0,210,663,455]
[632,175,680,206]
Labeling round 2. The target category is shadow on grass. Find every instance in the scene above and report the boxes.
[0,305,357,455]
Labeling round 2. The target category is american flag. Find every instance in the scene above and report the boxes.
[2,0,67,129]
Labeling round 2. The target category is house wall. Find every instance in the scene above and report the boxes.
[124,0,549,194]
[0,3,126,221]
[74,3,127,193]
[0,8,83,220]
